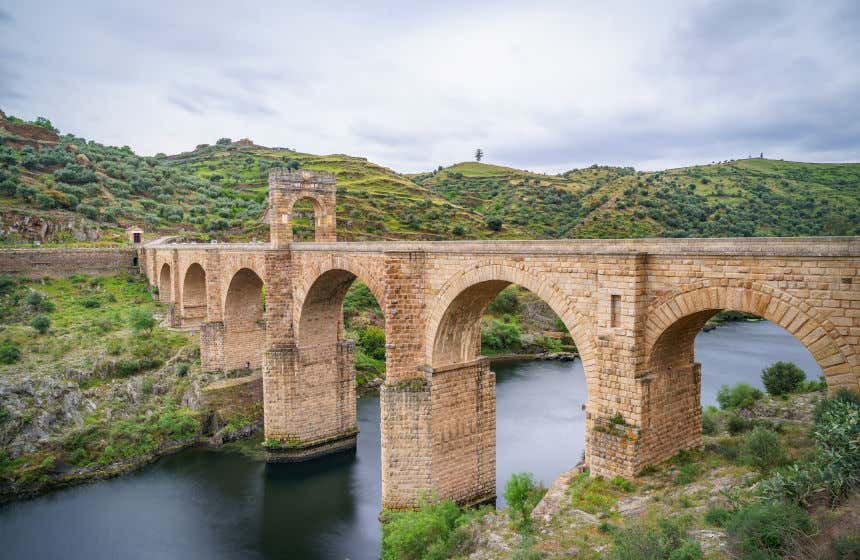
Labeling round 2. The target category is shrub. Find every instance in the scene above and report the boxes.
[504,472,546,532]
[701,406,720,435]
[717,383,763,410]
[0,341,21,364]
[481,319,521,352]
[176,362,190,377]
[486,216,503,231]
[607,515,702,560]
[704,505,732,527]
[141,376,155,395]
[452,225,465,235]
[26,290,44,309]
[725,502,810,558]
[30,314,50,334]
[129,308,156,334]
[741,427,787,473]
[726,414,754,435]
[381,496,473,560]
[761,361,806,396]
[359,325,386,361]
[0,275,15,295]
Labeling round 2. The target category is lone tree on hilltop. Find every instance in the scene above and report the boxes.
[475,148,484,162]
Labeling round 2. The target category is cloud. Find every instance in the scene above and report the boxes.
[0,0,857,172]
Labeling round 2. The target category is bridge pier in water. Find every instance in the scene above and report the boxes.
[140,170,860,510]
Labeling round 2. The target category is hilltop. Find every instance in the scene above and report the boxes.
[1,110,858,245]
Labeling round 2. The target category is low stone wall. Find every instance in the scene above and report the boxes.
[199,373,263,423]
[0,248,138,278]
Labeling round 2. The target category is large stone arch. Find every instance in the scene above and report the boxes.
[295,256,386,322]
[223,268,266,370]
[425,264,597,380]
[158,263,172,303]
[644,281,857,391]
[638,281,858,469]
[181,262,207,328]
[421,263,597,506]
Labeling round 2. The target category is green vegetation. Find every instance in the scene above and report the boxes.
[725,502,810,559]
[381,496,484,560]
[762,361,807,396]
[504,472,547,533]
[4,111,859,245]
[740,427,788,473]
[716,383,764,410]
[606,513,702,560]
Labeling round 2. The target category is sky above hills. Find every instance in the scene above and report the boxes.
[1,1,858,173]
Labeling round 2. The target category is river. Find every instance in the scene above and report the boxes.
[0,320,822,559]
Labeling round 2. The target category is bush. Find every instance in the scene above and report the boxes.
[741,427,787,473]
[717,383,763,410]
[486,216,503,231]
[726,414,754,435]
[452,225,465,236]
[176,362,190,377]
[481,319,521,352]
[129,308,156,334]
[701,406,720,435]
[761,361,806,396]
[725,502,810,558]
[503,472,546,532]
[358,325,386,361]
[381,497,473,560]
[0,341,21,364]
[30,314,50,334]
[607,515,702,560]
[704,505,732,527]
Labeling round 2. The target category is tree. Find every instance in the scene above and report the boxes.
[761,361,806,396]
[30,314,51,334]
[475,148,484,162]
[486,216,502,231]
[216,138,232,145]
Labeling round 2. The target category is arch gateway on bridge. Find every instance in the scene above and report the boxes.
[141,169,860,510]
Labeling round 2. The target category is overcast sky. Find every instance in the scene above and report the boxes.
[1,1,858,173]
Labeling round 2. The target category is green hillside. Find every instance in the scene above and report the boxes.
[414,160,860,238]
[1,110,858,245]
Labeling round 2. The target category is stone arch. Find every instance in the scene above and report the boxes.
[296,257,386,320]
[158,263,172,303]
[223,268,266,370]
[425,264,596,378]
[289,196,325,242]
[644,282,857,391]
[639,282,858,468]
[181,263,206,328]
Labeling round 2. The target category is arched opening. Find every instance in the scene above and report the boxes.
[641,286,853,468]
[158,263,172,302]
[429,279,588,505]
[291,197,320,242]
[181,263,207,328]
[224,268,265,370]
[290,270,385,443]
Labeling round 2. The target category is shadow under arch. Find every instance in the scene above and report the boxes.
[639,282,859,468]
[158,263,172,303]
[224,268,265,370]
[181,263,206,328]
[425,264,596,382]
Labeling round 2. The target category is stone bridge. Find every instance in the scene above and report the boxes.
[141,170,860,509]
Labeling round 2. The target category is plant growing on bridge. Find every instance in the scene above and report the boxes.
[761,361,806,396]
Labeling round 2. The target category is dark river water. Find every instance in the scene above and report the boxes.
[0,321,822,560]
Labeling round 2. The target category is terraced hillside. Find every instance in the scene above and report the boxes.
[1,109,858,245]
[414,159,860,238]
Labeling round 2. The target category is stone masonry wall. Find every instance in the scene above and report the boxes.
[199,374,263,423]
[0,248,138,278]
[430,358,496,505]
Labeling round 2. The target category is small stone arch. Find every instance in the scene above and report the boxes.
[158,263,172,303]
[425,264,597,379]
[288,196,325,242]
[181,263,207,328]
[223,268,266,370]
[644,282,857,391]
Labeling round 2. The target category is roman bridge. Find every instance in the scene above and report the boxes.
[141,170,860,509]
